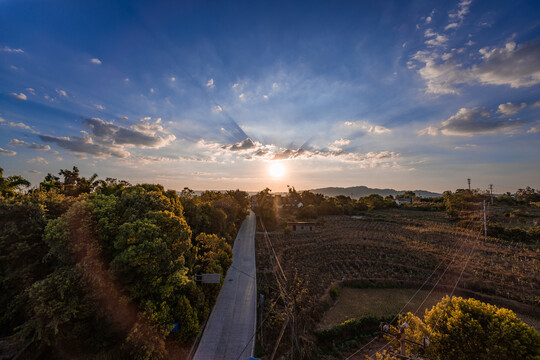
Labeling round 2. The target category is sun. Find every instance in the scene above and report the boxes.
[268,162,286,179]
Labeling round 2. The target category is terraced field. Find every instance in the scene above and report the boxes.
[257,214,539,308]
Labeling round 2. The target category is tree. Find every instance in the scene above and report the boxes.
[57,166,99,196]
[381,296,540,360]
[0,167,30,197]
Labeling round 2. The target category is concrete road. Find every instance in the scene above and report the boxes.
[193,210,257,360]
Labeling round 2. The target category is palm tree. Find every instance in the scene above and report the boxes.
[0,168,30,197]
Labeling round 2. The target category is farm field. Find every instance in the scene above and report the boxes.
[318,287,540,331]
[255,211,540,356]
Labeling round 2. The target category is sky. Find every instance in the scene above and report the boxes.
[1,0,539,193]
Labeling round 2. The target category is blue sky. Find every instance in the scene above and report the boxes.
[1,0,539,193]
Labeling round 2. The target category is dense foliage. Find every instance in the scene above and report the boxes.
[0,168,248,358]
[381,296,540,360]
[254,186,396,230]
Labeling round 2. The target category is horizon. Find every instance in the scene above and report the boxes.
[1,0,539,194]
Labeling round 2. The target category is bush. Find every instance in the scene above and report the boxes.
[329,285,341,300]
[388,296,540,360]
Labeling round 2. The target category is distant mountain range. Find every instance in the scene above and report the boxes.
[309,186,441,199]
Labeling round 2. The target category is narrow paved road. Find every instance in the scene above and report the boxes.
[193,210,257,360]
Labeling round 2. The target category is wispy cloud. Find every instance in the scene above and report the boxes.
[90,58,102,65]
[39,134,130,159]
[474,40,540,88]
[11,92,27,101]
[56,89,68,97]
[445,0,472,30]
[0,148,17,156]
[411,39,540,94]
[343,120,391,134]
[496,102,526,116]
[1,46,24,53]
[424,29,448,47]
[27,156,48,164]
[39,117,175,159]
[9,139,29,146]
[420,107,523,136]
[197,137,400,168]
[29,143,52,151]
[454,143,477,150]
[206,78,215,88]
[0,117,33,131]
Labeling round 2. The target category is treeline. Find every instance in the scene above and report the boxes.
[0,167,249,359]
[254,187,397,230]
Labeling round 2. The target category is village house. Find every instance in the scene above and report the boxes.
[287,221,316,233]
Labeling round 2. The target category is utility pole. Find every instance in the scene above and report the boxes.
[467,178,471,191]
[489,184,493,205]
[379,322,428,359]
[483,200,487,237]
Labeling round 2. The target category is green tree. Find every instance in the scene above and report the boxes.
[0,167,30,197]
[383,296,540,360]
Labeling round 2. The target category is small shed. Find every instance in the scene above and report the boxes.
[287,222,316,233]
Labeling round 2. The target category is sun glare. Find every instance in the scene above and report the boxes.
[268,162,286,179]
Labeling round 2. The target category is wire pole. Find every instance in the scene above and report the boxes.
[483,200,487,237]
[489,184,493,205]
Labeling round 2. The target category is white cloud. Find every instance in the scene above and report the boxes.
[526,127,539,133]
[454,144,477,150]
[212,105,223,113]
[198,137,400,168]
[206,78,215,88]
[56,89,68,97]
[94,104,105,110]
[39,117,175,159]
[29,143,52,151]
[420,107,524,136]
[11,92,27,101]
[239,93,246,101]
[473,40,540,88]
[27,157,48,164]
[25,88,36,95]
[1,46,24,53]
[333,138,350,146]
[90,58,102,65]
[446,0,472,30]
[444,23,459,31]
[170,76,176,81]
[0,148,17,156]
[344,120,391,134]
[412,40,540,94]
[496,102,526,116]
[9,139,29,146]
[425,34,449,47]
[532,100,540,108]
[0,118,32,130]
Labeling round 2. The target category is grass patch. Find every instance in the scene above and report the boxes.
[318,288,448,330]
[314,315,393,359]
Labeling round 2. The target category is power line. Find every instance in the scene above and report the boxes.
[367,204,484,359]
[346,206,481,360]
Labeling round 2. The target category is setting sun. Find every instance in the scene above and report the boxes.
[268,162,286,179]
